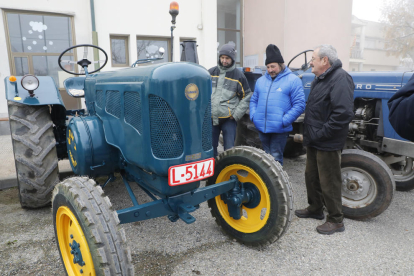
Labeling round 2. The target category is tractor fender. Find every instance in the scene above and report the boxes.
[4,76,65,107]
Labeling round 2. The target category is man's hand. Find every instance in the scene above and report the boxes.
[230,116,234,120]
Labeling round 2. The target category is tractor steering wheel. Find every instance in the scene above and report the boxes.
[58,44,108,75]
[287,50,313,72]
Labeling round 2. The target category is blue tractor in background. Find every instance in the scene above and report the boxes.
[238,49,414,221]
[4,42,293,275]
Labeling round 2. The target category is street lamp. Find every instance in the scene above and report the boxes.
[169,1,179,62]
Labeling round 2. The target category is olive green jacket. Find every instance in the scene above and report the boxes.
[208,62,252,126]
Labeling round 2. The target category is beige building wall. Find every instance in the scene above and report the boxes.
[244,0,353,70]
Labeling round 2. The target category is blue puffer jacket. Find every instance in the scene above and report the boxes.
[250,67,305,133]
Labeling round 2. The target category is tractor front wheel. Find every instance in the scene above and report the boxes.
[207,146,293,247]
[389,156,414,191]
[52,177,134,276]
[341,149,395,220]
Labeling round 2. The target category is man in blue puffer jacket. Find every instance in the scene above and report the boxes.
[250,44,305,165]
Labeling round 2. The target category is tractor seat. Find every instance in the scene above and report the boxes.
[64,77,86,98]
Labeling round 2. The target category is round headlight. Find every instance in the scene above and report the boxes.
[21,74,39,92]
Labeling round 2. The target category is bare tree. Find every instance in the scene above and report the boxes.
[381,0,414,62]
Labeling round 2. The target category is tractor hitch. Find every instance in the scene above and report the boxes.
[117,176,240,224]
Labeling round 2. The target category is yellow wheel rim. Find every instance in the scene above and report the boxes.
[56,206,95,276]
[215,164,271,233]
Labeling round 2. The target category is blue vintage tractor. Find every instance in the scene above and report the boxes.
[4,42,293,275]
[238,49,414,221]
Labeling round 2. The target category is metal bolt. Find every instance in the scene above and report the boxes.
[146,211,151,217]
[70,234,73,239]
[80,269,83,274]
[134,212,140,217]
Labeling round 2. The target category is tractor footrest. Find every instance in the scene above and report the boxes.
[177,204,196,224]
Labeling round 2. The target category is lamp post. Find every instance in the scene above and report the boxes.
[169,1,179,62]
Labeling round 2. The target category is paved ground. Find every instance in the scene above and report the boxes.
[1,149,414,275]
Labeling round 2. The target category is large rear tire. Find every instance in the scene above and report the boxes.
[52,177,134,276]
[207,146,293,247]
[341,149,395,220]
[8,101,59,208]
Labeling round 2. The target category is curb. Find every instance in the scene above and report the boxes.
[0,170,75,191]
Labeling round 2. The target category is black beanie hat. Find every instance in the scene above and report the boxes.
[265,44,284,65]
[219,44,236,62]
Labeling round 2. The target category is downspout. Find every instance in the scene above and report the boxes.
[90,0,99,70]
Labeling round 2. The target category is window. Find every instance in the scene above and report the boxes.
[110,35,129,66]
[5,11,79,109]
[136,37,170,65]
[217,0,243,66]
[6,11,75,84]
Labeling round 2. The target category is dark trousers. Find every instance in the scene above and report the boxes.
[305,146,343,223]
[212,118,237,157]
[258,132,288,166]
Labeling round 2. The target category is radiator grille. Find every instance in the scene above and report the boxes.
[106,90,121,118]
[96,90,104,108]
[202,101,212,151]
[124,91,142,133]
[149,95,183,159]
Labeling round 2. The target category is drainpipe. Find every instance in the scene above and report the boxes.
[90,0,99,70]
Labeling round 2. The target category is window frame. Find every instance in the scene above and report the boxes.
[217,0,244,66]
[110,34,130,67]
[3,9,77,76]
[136,36,172,64]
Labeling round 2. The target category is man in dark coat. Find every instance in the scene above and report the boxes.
[388,74,414,141]
[295,44,354,235]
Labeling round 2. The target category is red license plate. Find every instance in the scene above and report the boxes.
[168,158,215,186]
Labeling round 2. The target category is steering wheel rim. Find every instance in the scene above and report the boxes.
[58,44,108,76]
[287,49,313,71]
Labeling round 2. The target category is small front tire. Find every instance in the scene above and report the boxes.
[341,149,395,220]
[52,177,134,276]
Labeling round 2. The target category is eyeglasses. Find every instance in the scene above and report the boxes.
[310,56,325,62]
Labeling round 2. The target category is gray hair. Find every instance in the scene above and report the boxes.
[315,44,338,65]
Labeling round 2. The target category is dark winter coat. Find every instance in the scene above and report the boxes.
[303,59,354,151]
[249,67,305,133]
[388,74,414,141]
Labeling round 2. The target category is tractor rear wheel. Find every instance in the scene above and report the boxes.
[207,146,293,247]
[52,177,134,276]
[341,149,395,220]
[8,101,59,208]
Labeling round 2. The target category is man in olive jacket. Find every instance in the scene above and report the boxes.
[209,44,252,157]
[295,44,354,235]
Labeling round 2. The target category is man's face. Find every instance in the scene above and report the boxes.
[267,63,281,78]
[220,55,232,67]
[310,49,329,77]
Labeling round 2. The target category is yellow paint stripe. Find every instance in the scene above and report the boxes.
[224,77,245,98]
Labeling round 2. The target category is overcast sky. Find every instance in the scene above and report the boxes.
[352,0,388,22]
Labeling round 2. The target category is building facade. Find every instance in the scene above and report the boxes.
[349,15,412,72]
[1,0,358,133]
[0,0,216,123]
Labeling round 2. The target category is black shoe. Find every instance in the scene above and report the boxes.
[294,208,325,220]
[316,221,345,235]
